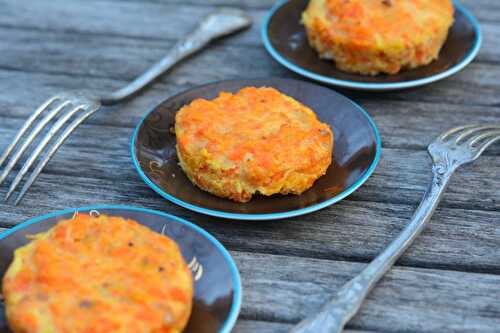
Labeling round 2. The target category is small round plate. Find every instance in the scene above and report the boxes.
[131,78,381,220]
[0,205,241,333]
[262,0,482,91]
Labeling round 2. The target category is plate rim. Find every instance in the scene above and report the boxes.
[0,204,242,333]
[261,0,482,91]
[130,78,382,221]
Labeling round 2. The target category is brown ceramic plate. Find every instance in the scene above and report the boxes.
[262,0,482,91]
[131,78,381,220]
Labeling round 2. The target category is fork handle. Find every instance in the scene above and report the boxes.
[100,9,251,105]
[290,164,455,333]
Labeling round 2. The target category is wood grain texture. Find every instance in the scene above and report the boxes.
[234,320,375,333]
[232,251,500,333]
[0,132,497,274]
[0,116,497,212]
[0,0,499,110]
[0,0,499,332]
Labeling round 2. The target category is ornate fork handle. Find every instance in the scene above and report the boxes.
[101,9,251,105]
[291,162,456,333]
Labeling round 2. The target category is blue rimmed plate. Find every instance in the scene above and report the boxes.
[131,78,381,220]
[0,205,242,333]
[262,0,482,91]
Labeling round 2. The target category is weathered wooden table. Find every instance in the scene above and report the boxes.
[0,0,499,332]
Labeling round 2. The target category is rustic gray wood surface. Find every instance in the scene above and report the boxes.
[0,0,499,332]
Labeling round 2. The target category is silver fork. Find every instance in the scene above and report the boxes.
[291,124,500,333]
[0,9,252,205]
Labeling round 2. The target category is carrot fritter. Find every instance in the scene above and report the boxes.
[302,0,454,75]
[175,87,334,202]
[2,214,193,333]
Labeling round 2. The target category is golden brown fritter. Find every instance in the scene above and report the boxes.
[2,214,193,333]
[175,87,334,202]
[302,0,454,75]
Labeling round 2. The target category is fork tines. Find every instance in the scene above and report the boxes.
[0,95,99,205]
[439,124,500,150]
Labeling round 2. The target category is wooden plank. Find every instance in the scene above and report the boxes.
[0,17,498,64]
[233,319,292,333]
[99,0,276,10]
[460,0,500,22]
[0,1,498,109]
[351,62,500,107]
[0,160,497,274]
[234,321,291,333]
[0,68,499,155]
[0,11,498,110]
[72,0,500,24]
[0,1,497,63]
[233,320,377,333]
[102,0,500,23]
[359,100,500,154]
[47,0,500,21]
[0,0,497,44]
[0,0,497,65]
[2,63,500,136]
[0,112,497,210]
[362,149,500,211]
[233,251,500,333]
[0,23,498,82]
[0,0,262,45]
[0,29,284,82]
[480,22,500,64]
